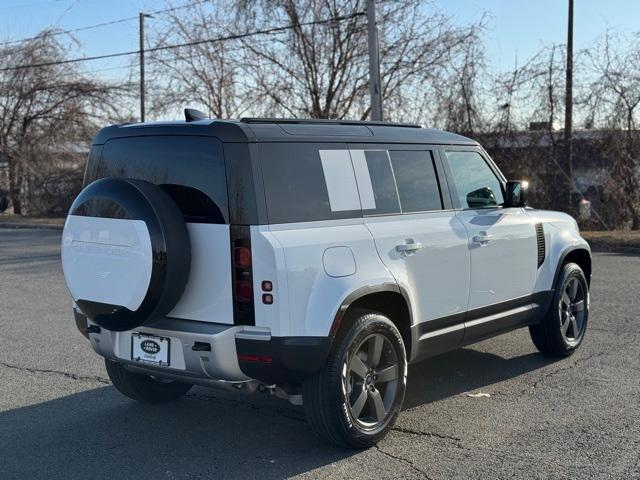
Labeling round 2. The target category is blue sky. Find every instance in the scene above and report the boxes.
[436,0,640,70]
[1,0,639,81]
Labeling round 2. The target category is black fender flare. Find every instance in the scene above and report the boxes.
[552,246,592,292]
[328,282,413,346]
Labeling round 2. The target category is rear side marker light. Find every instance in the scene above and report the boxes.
[261,281,273,292]
[235,281,253,302]
[238,354,273,364]
[262,294,273,305]
[234,247,252,268]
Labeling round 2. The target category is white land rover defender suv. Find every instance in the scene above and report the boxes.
[62,112,591,448]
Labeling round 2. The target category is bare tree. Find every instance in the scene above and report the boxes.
[586,32,640,229]
[148,0,256,119]
[481,45,573,210]
[148,0,483,121]
[0,33,115,215]
[432,38,486,135]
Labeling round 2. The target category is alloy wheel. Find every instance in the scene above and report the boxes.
[344,333,399,428]
[559,277,587,345]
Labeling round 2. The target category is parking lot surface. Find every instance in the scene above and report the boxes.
[0,228,638,479]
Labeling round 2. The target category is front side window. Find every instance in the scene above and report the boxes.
[444,151,504,209]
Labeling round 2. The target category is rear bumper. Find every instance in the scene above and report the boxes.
[75,310,330,385]
[235,336,330,384]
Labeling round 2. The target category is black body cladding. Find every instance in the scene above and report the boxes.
[70,178,191,331]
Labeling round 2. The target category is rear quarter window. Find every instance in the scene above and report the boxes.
[259,143,362,224]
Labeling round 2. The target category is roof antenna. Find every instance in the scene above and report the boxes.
[184,108,208,122]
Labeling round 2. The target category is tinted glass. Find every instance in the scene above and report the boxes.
[363,150,401,215]
[260,143,361,224]
[389,150,442,212]
[444,151,504,208]
[88,136,229,222]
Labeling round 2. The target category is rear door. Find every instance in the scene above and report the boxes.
[350,146,470,358]
[90,136,235,324]
[440,147,538,336]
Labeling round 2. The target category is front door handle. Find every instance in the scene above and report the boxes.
[396,239,423,254]
[472,231,493,245]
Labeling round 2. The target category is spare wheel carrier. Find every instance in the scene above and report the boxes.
[61,178,191,332]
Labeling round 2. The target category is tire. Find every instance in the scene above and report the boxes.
[303,311,407,448]
[105,359,192,403]
[530,262,589,357]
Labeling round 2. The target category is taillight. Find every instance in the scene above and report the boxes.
[235,281,253,302]
[230,226,255,325]
[234,246,252,268]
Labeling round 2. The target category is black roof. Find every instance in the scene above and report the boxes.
[92,118,477,146]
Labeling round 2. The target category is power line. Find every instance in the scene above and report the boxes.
[1,0,211,46]
[0,12,365,72]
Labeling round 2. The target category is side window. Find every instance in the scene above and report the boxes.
[260,143,361,224]
[444,151,504,209]
[389,150,442,213]
[351,149,442,215]
[359,150,401,215]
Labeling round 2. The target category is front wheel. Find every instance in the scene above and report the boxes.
[530,262,589,357]
[105,359,192,403]
[303,312,407,448]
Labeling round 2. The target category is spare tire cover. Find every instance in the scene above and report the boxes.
[61,178,191,331]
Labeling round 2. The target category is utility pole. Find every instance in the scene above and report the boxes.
[366,0,383,121]
[139,12,151,123]
[564,0,574,211]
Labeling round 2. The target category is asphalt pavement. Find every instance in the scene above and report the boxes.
[0,228,638,479]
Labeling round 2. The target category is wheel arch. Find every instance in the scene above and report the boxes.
[555,247,592,288]
[329,284,413,359]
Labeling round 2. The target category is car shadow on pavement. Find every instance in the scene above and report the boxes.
[0,347,556,479]
[404,347,557,409]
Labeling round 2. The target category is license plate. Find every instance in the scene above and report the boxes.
[131,333,170,366]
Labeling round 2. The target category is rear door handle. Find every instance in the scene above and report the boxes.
[472,232,493,245]
[396,239,423,254]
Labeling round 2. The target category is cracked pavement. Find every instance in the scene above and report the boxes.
[0,228,639,479]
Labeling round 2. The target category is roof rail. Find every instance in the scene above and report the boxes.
[239,117,421,128]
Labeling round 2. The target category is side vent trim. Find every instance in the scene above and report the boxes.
[535,223,546,268]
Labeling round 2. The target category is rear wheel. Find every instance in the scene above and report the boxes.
[303,312,407,448]
[530,262,589,356]
[105,359,192,403]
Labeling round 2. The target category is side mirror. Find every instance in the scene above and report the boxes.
[505,181,528,208]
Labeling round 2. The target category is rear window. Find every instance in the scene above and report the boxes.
[86,136,229,223]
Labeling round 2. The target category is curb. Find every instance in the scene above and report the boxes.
[0,222,63,231]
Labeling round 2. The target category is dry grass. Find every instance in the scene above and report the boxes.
[0,214,64,227]
[582,230,640,253]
